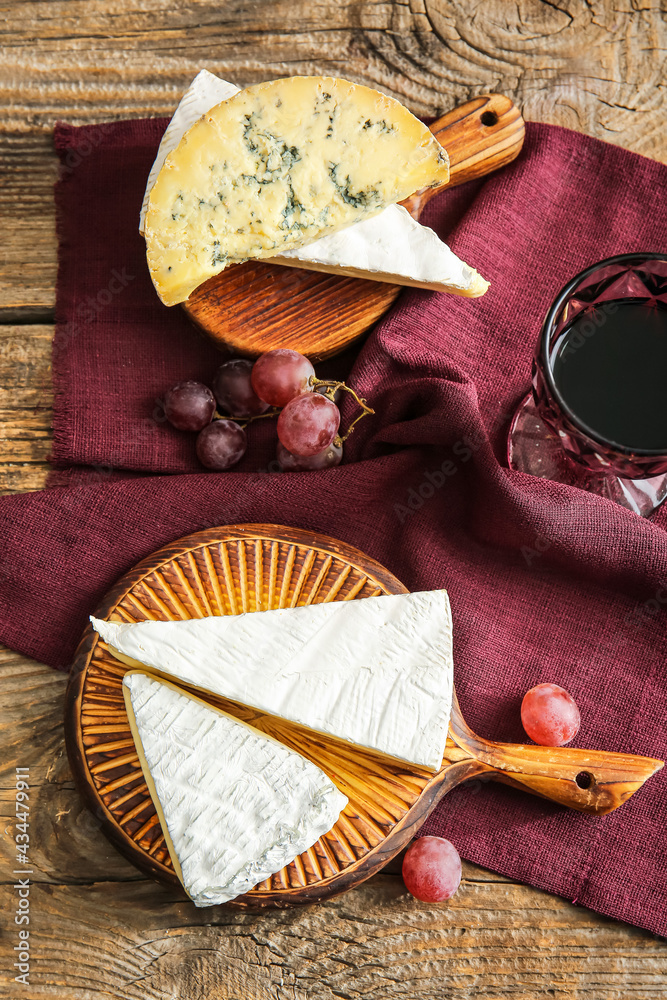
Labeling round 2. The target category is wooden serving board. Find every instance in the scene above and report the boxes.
[181,94,526,361]
[64,525,662,909]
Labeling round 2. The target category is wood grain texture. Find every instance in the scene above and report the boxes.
[182,262,400,363]
[0,325,52,493]
[1,1,666,155]
[2,1,667,994]
[448,691,662,814]
[1,1,667,315]
[3,648,667,999]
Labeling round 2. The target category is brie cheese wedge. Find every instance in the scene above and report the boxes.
[140,70,488,298]
[123,671,347,906]
[93,589,454,770]
[276,203,488,295]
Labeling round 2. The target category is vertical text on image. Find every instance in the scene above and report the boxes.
[13,767,32,987]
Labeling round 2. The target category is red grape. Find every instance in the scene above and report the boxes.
[164,381,215,431]
[402,837,462,903]
[251,349,315,407]
[277,393,340,457]
[212,359,270,418]
[196,420,247,470]
[521,683,580,746]
[277,440,343,471]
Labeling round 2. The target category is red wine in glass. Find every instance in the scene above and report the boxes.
[553,300,667,451]
[508,253,667,516]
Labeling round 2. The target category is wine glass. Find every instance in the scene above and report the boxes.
[507,253,667,517]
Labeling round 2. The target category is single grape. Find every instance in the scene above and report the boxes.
[196,420,247,470]
[521,683,580,746]
[251,349,315,407]
[277,393,340,457]
[164,381,216,431]
[277,439,343,471]
[212,359,270,418]
[402,837,462,903]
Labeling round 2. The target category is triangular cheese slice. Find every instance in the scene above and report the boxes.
[93,590,454,771]
[123,671,347,906]
[140,70,487,298]
[144,75,450,305]
[275,204,489,296]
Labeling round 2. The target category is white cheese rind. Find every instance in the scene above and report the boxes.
[123,671,347,906]
[139,70,240,234]
[141,71,487,297]
[92,590,454,770]
[274,204,489,296]
[144,75,450,305]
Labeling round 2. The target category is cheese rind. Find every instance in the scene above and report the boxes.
[139,70,240,235]
[123,671,347,906]
[144,76,450,305]
[274,204,489,296]
[92,589,454,770]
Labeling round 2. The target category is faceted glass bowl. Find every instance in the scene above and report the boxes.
[508,253,667,516]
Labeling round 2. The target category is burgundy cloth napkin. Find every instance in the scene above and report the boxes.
[1,117,666,935]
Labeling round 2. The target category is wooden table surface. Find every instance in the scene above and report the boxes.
[2,2,667,997]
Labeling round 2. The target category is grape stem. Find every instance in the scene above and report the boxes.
[310,378,375,443]
[213,408,280,427]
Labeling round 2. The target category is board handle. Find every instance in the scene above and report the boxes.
[448,693,663,815]
[401,94,525,219]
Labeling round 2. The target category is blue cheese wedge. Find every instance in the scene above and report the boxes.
[92,589,454,771]
[144,75,451,305]
[123,671,347,906]
[140,70,488,298]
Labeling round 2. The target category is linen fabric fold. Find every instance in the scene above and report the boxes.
[0,117,665,934]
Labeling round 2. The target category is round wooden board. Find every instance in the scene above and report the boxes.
[182,261,400,362]
[64,524,456,908]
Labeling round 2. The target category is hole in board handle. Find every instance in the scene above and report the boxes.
[575,771,593,789]
[480,110,499,127]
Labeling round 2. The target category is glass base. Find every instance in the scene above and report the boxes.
[507,393,667,517]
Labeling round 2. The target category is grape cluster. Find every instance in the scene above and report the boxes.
[161,349,372,472]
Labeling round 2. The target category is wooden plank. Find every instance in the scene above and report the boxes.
[0,0,664,155]
[1,870,666,999]
[1,2,666,313]
[0,134,58,314]
[0,325,52,491]
[0,463,50,493]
